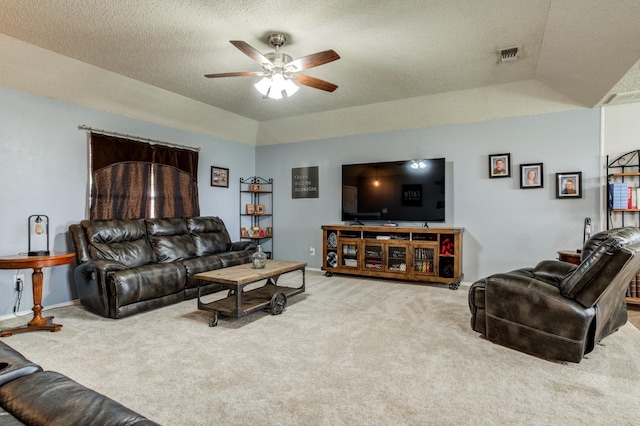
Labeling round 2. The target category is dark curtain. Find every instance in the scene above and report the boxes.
[89,132,199,220]
[154,164,200,218]
[91,162,151,220]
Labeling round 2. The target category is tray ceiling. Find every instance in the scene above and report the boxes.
[1,0,640,122]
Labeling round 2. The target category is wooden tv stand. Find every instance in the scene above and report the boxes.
[321,225,463,289]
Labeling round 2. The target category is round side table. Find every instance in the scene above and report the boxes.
[0,252,75,337]
[557,250,581,266]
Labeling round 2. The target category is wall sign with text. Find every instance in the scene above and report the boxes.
[292,166,319,199]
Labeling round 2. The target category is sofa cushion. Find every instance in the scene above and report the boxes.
[82,219,155,268]
[180,255,224,289]
[0,342,42,387]
[187,216,231,256]
[108,263,186,308]
[145,217,197,262]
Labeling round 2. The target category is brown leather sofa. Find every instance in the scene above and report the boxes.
[0,340,158,425]
[69,216,256,319]
[468,227,640,362]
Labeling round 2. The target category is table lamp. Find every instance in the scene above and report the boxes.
[28,214,50,256]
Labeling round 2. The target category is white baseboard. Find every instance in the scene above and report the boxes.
[0,299,80,322]
[0,276,469,322]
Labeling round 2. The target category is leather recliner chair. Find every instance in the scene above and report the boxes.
[468,227,640,362]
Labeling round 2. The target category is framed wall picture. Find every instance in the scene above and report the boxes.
[210,166,229,188]
[292,166,319,199]
[520,163,543,189]
[556,172,582,199]
[489,153,511,178]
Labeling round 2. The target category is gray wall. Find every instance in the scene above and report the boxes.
[256,108,602,281]
[0,86,614,319]
[0,87,254,317]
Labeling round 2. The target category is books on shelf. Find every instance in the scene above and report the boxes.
[609,183,629,209]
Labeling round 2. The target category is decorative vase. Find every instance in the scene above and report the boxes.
[252,245,267,269]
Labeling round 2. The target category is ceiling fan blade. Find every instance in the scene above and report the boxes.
[285,50,340,71]
[230,40,273,69]
[204,71,263,78]
[291,73,338,92]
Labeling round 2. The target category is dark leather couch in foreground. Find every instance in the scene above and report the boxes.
[469,227,640,363]
[0,340,158,425]
[69,216,256,319]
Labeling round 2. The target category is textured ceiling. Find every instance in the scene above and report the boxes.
[1,0,640,122]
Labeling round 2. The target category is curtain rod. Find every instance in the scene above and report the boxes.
[78,125,201,152]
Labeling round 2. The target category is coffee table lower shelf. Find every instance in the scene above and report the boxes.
[198,282,303,326]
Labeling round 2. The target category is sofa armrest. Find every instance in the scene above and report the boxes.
[74,259,128,317]
[532,260,577,286]
[228,241,257,253]
[69,223,91,264]
[0,342,42,387]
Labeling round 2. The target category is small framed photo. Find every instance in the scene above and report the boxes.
[266,226,273,237]
[210,166,229,188]
[240,227,248,238]
[520,163,543,189]
[556,172,582,199]
[246,204,255,215]
[250,183,262,192]
[256,204,265,215]
[489,154,511,178]
[250,226,261,238]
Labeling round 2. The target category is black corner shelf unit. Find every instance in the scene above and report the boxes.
[606,150,640,230]
[240,176,273,258]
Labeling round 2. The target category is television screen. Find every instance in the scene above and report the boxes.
[341,158,445,223]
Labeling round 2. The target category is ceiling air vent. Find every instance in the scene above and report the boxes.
[605,90,640,105]
[498,46,520,63]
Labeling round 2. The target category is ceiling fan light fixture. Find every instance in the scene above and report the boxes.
[254,77,271,96]
[255,72,299,100]
[410,160,427,169]
[267,73,285,99]
[283,78,299,97]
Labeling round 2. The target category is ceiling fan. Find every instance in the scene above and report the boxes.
[205,33,340,99]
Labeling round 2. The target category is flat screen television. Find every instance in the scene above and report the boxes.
[341,158,445,223]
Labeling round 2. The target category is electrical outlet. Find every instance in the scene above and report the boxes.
[13,274,24,291]
[309,247,315,256]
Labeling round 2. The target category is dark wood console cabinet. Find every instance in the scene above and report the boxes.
[321,225,463,289]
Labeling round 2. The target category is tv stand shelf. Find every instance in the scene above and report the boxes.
[322,225,463,289]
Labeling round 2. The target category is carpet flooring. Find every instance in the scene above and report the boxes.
[2,271,640,425]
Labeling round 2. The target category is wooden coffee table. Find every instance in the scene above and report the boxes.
[194,260,306,327]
